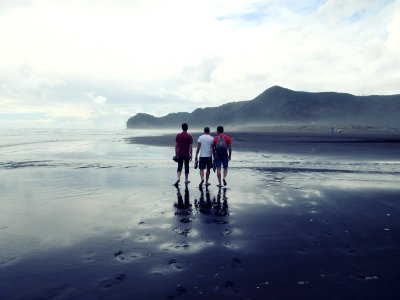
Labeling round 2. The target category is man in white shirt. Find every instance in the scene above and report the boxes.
[195,127,214,187]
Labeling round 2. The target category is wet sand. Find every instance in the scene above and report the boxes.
[125,131,400,159]
[1,131,400,299]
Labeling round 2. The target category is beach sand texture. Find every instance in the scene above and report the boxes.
[1,129,400,299]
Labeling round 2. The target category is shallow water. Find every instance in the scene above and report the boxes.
[1,129,400,299]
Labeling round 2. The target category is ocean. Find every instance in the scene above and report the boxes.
[1,128,399,185]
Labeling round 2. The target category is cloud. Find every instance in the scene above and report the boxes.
[86,93,108,105]
[387,6,400,53]
[0,0,399,128]
[0,64,62,103]
[182,56,223,83]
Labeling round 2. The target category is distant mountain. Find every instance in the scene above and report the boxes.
[126,86,400,129]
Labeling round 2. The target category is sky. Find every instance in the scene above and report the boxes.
[0,0,399,129]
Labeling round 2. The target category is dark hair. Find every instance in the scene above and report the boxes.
[204,127,210,134]
[182,123,188,131]
[217,126,224,133]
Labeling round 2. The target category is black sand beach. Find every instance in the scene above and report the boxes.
[1,130,400,299]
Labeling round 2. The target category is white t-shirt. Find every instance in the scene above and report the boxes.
[197,134,214,157]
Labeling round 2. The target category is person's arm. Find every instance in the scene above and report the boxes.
[189,144,193,161]
[212,139,216,160]
[175,142,179,156]
[195,142,201,161]
[227,136,232,160]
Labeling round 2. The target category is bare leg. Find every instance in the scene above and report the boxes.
[184,158,190,184]
[174,171,181,186]
[200,169,204,182]
[205,168,210,185]
[217,168,222,187]
[185,173,190,184]
[223,168,228,185]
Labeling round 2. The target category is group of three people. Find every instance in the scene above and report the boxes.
[174,123,232,188]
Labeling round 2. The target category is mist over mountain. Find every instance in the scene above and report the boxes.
[126,86,400,130]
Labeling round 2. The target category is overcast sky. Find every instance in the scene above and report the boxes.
[0,0,399,128]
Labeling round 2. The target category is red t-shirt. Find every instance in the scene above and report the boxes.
[213,133,232,147]
[176,131,193,158]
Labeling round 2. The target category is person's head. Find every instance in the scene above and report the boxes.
[204,126,210,134]
[217,126,224,134]
[181,123,188,131]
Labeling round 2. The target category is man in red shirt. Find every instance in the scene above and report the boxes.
[174,123,193,186]
[213,125,232,188]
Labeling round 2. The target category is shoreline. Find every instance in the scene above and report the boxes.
[124,131,400,159]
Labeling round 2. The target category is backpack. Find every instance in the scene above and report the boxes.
[215,135,228,157]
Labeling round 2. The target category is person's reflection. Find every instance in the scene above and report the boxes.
[174,185,191,210]
[173,185,192,236]
[195,187,229,223]
[213,188,229,219]
[195,186,212,214]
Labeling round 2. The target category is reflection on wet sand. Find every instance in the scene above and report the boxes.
[173,185,193,237]
[195,186,212,215]
[194,186,229,222]
[172,185,230,235]
[174,185,192,212]
[174,186,230,221]
[174,185,193,241]
[212,188,229,220]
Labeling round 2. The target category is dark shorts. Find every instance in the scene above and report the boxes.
[199,157,213,170]
[215,155,228,169]
[177,157,190,174]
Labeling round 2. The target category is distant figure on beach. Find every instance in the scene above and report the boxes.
[174,123,193,186]
[213,126,232,188]
[195,127,214,187]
